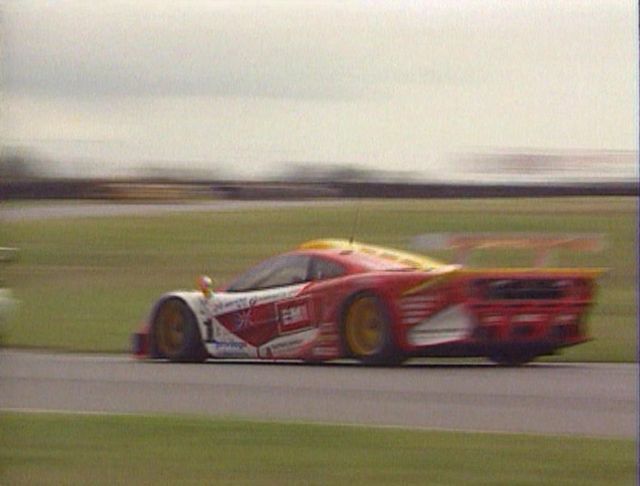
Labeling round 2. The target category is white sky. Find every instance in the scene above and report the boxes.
[2,0,638,179]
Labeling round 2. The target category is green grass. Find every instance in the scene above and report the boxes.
[0,412,635,485]
[1,197,637,360]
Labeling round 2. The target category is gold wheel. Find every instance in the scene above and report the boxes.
[154,299,187,357]
[344,296,386,357]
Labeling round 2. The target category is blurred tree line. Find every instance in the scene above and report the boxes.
[0,147,51,181]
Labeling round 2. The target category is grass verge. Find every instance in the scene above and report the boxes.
[1,197,637,360]
[0,412,635,485]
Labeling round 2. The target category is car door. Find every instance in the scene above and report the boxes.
[216,254,313,347]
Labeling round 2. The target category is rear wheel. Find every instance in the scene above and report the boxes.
[151,298,208,362]
[342,293,403,365]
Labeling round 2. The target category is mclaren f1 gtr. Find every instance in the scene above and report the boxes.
[132,238,602,365]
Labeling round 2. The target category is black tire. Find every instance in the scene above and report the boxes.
[341,292,404,366]
[150,298,208,362]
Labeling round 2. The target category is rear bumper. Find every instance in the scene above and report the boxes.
[398,269,598,357]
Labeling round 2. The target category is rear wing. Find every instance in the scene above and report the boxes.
[410,233,605,267]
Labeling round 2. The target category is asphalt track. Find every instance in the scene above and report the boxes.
[1,350,636,438]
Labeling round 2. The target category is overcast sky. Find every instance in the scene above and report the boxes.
[2,1,637,178]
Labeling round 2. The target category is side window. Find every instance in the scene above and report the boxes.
[261,255,310,288]
[227,255,311,292]
[309,257,345,281]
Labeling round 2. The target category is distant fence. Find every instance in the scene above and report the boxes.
[0,179,637,201]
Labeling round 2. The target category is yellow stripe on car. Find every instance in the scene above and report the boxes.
[299,239,446,271]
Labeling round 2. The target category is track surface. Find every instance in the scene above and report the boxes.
[1,351,636,438]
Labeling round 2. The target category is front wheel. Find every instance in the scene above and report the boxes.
[342,293,403,365]
[151,298,208,362]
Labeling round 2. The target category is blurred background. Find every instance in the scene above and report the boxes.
[0,0,637,194]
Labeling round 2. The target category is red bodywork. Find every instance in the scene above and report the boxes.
[287,248,594,360]
[133,243,599,363]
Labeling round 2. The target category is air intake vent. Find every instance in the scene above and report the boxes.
[473,279,569,300]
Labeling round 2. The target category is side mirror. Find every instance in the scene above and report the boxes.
[197,275,215,298]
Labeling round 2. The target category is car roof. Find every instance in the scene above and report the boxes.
[297,239,446,272]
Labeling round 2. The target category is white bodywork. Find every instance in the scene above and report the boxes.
[407,304,473,347]
[161,283,319,359]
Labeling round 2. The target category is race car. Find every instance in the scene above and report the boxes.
[132,238,603,365]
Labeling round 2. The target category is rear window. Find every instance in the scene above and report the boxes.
[309,257,346,280]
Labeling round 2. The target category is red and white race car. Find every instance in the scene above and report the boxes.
[132,238,602,365]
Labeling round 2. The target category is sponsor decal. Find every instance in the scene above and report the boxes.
[233,307,254,332]
[211,341,247,350]
[203,318,214,342]
[281,304,308,327]
[269,337,304,353]
[276,298,313,334]
[207,286,305,316]
[206,296,253,314]
[207,339,252,358]
[259,328,317,358]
